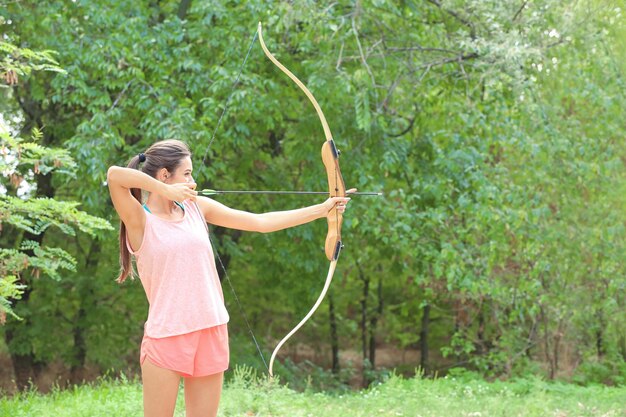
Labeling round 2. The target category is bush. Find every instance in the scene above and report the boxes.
[572,357,626,386]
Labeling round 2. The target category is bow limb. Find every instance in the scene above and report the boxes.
[258,22,346,376]
[257,22,332,141]
[269,260,338,376]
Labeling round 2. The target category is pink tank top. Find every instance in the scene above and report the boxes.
[126,200,229,338]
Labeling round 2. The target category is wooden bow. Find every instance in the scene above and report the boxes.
[258,22,347,377]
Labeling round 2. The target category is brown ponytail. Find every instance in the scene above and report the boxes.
[116,139,191,283]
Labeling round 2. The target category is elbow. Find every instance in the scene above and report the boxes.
[254,216,274,234]
[106,166,119,185]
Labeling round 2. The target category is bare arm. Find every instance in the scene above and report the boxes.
[106,166,197,249]
[196,195,350,233]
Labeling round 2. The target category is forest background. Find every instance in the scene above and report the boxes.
[1,0,625,395]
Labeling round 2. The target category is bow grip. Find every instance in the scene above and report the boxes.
[321,139,346,261]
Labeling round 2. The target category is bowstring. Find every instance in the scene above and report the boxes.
[201,28,259,167]
[208,232,269,373]
[200,26,270,373]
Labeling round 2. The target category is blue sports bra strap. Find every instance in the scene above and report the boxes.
[142,202,184,213]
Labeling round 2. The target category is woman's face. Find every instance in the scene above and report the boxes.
[163,156,195,186]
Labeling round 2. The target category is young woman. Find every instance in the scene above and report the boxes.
[106,139,352,417]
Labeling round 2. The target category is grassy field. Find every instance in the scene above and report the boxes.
[1,368,624,417]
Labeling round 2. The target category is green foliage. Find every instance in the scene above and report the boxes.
[0,196,110,237]
[1,241,76,281]
[0,274,24,322]
[573,357,626,387]
[0,128,76,177]
[0,40,66,85]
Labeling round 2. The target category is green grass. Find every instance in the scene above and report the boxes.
[1,368,624,417]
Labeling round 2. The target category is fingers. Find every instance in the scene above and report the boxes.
[186,182,198,200]
[171,183,197,201]
[330,196,351,214]
[334,189,356,213]
[187,187,198,201]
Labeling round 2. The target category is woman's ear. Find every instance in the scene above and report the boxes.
[157,167,170,182]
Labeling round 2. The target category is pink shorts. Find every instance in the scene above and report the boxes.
[140,324,229,377]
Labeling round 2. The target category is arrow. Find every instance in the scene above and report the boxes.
[199,189,383,196]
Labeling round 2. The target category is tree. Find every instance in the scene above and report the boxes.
[1,41,112,388]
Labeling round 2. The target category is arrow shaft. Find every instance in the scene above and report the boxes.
[200,189,382,196]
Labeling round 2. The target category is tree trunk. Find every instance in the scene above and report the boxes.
[540,305,556,379]
[356,261,370,387]
[553,318,564,375]
[420,303,430,375]
[177,0,192,20]
[595,310,605,358]
[70,240,101,383]
[70,307,87,384]
[360,273,369,363]
[6,348,44,391]
[476,305,485,355]
[328,291,340,373]
[368,274,383,368]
